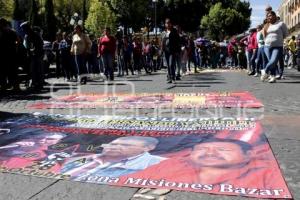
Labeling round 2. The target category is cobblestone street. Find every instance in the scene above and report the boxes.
[0,69,299,200]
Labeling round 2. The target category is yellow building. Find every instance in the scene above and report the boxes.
[279,0,300,36]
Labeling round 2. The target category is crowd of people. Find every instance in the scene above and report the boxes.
[0,6,299,91]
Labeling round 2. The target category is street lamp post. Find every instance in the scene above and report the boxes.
[153,0,158,37]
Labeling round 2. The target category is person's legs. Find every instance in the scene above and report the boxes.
[128,56,134,75]
[297,57,300,71]
[264,47,282,82]
[278,48,285,78]
[7,60,19,90]
[133,55,139,73]
[116,55,121,76]
[255,48,264,74]
[74,55,81,79]
[288,50,294,68]
[0,59,8,90]
[249,49,257,74]
[55,56,61,78]
[102,54,108,79]
[165,52,171,81]
[61,56,71,80]
[107,53,114,80]
[245,50,251,72]
[123,56,129,75]
[176,53,181,78]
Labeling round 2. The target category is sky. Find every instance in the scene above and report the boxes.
[249,0,282,27]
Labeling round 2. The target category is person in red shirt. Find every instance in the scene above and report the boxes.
[0,133,67,171]
[98,28,117,81]
[119,138,291,198]
[248,28,259,75]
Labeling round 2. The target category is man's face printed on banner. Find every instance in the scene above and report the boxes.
[189,142,252,168]
[38,134,65,146]
[101,137,157,159]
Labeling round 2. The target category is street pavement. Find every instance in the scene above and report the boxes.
[0,68,300,200]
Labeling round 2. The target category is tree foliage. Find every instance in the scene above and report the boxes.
[53,0,89,31]
[164,0,208,32]
[85,0,117,36]
[201,1,251,40]
[44,0,57,41]
[2,0,251,39]
[29,0,41,27]
[0,0,14,20]
[13,0,25,20]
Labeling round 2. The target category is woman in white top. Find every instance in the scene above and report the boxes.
[262,11,288,83]
[70,25,92,84]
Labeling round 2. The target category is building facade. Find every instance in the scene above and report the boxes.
[279,0,300,34]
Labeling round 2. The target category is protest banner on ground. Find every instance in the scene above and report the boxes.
[0,113,291,199]
[28,92,263,109]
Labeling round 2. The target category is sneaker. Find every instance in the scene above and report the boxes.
[167,80,172,84]
[254,73,258,77]
[248,71,255,76]
[268,76,277,83]
[275,75,281,80]
[260,70,268,81]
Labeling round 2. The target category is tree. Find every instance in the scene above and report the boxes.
[82,0,88,27]
[54,0,88,32]
[13,0,25,20]
[29,0,41,26]
[85,0,117,36]
[103,0,165,34]
[164,0,208,32]
[201,2,251,41]
[44,0,57,41]
[0,0,14,20]
[164,0,251,33]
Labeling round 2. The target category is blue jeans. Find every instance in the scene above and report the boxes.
[102,53,114,80]
[249,49,257,73]
[165,52,177,80]
[74,54,87,75]
[245,50,251,71]
[255,47,266,71]
[264,47,283,76]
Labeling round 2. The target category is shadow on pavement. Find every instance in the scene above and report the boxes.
[0,111,24,120]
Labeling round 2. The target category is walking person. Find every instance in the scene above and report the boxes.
[98,28,117,81]
[261,11,288,83]
[88,34,100,76]
[255,24,266,77]
[52,32,63,79]
[187,37,197,73]
[70,25,92,84]
[21,22,45,90]
[161,18,181,83]
[287,36,297,69]
[0,18,19,91]
[122,36,134,76]
[247,28,258,75]
[59,32,73,81]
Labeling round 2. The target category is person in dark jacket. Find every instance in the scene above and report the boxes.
[0,18,19,91]
[21,21,45,90]
[161,18,181,83]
